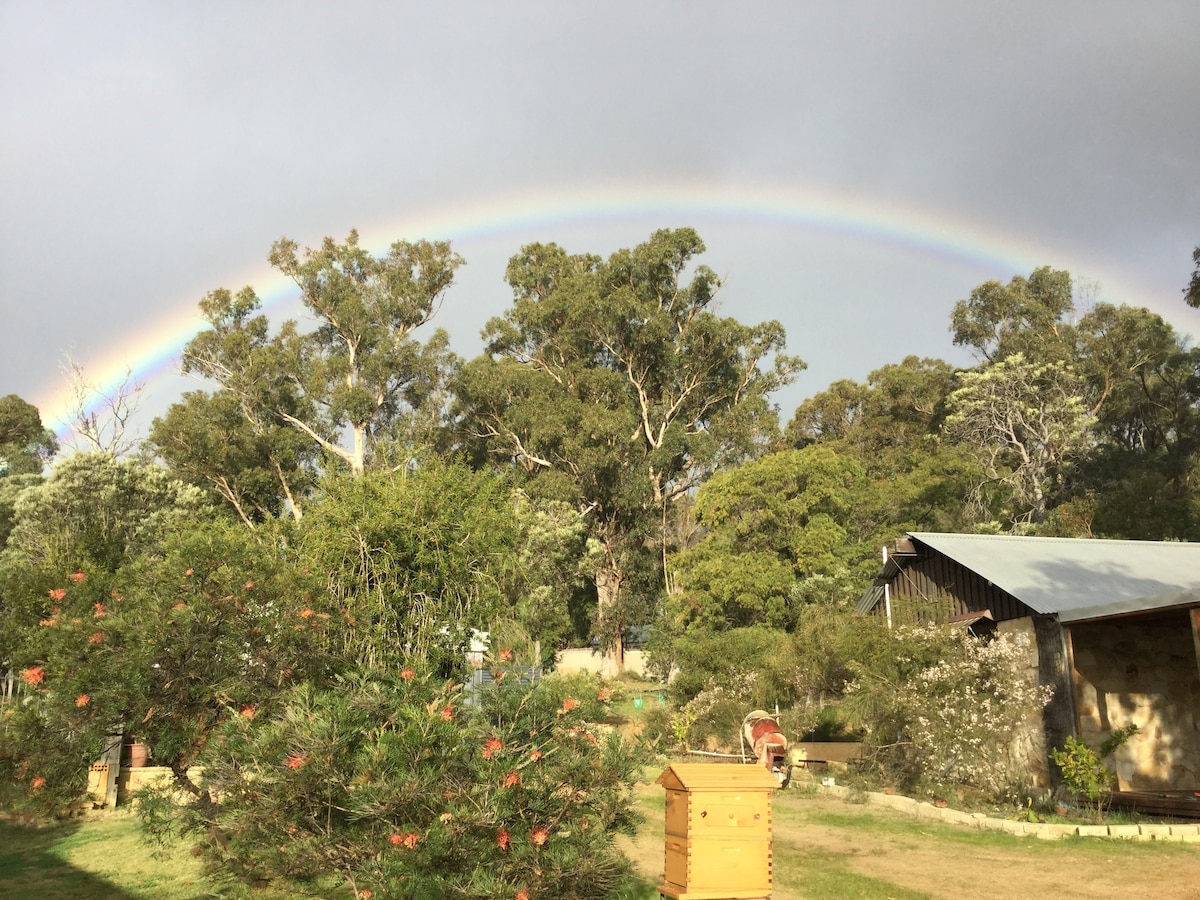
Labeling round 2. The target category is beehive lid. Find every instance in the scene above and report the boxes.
[657,762,781,792]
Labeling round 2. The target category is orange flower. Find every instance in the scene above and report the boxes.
[492,669,506,683]
[597,688,611,702]
[299,607,314,619]
[69,571,87,583]
[560,697,579,713]
[482,737,503,759]
[531,826,549,847]
[93,603,106,618]
[440,706,454,721]
[503,771,520,788]
[285,754,308,769]
[48,588,66,601]
[239,705,257,718]
[400,667,415,681]
[402,831,419,849]
[31,776,46,791]
[388,832,404,846]
[496,828,510,851]
[39,618,57,627]
[20,666,44,685]
[172,602,186,610]
[185,568,194,576]
[88,632,105,644]
[499,647,513,662]
[516,892,528,900]
[530,749,542,761]
[359,892,373,900]
[244,581,255,590]
[75,694,90,707]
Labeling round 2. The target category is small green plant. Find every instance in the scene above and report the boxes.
[1049,724,1139,819]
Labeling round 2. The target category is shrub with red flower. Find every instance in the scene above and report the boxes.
[19,666,44,686]
[68,571,87,583]
[399,666,415,681]
[47,588,66,601]
[156,668,646,899]
[75,694,91,707]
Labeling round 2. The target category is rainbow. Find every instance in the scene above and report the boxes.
[36,179,1194,445]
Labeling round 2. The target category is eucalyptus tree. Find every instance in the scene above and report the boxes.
[184,230,463,479]
[455,228,803,667]
[1184,245,1200,309]
[950,265,1075,363]
[945,353,1090,529]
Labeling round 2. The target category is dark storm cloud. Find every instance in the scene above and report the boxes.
[2,1,1198,429]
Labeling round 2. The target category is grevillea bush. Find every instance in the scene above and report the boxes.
[139,666,648,900]
[844,624,1053,800]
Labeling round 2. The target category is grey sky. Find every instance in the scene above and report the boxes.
[2,1,1198,442]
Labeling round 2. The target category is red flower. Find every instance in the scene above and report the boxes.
[19,666,44,686]
[400,667,415,681]
[492,669,506,683]
[88,632,104,644]
[482,737,503,759]
[499,647,513,662]
[244,581,255,590]
[560,697,579,713]
[285,754,308,769]
[388,832,404,846]
[597,689,611,702]
[93,603,106,618]
[39,617,57,627]
[75,694,90,707]
[516,892,528,900]
[172,602,186,610]
[402,832,419,849]
[31,776,46,791]
[239,705,257,718]
[440,706,454,721]
[185,568,194,576]
[47,588,66,601]
[496,828,510,851]
[530,749,542,761]
[299,608,314,619]
[69,571,87,583]
[503,771,520,788]
[359,892,373,899]
[531,826,549,847]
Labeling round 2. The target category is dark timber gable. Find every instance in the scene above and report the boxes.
[881,538,1036,623]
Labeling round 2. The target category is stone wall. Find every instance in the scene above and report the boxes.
[997,617,1052,788]
[1069,609,1200,791]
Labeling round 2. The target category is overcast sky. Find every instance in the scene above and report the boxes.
[2,1,1198,445]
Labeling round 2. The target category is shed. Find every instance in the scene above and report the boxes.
[860,532,1200,791]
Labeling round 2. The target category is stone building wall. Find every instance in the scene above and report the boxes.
[997,617,1052,788]
[1068,609,1200,791]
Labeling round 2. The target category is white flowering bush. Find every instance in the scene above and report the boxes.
[845,624,1053,800]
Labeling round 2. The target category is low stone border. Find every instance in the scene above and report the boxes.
[816,784,1200,842]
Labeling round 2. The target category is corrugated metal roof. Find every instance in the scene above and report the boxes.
[901,532,1200,623]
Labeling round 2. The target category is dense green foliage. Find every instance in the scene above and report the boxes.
[5,232,1200,890]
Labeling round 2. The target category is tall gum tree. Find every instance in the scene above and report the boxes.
[184,230,463,479]
[454,228,803,671]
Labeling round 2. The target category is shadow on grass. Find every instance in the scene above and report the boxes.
[0,818,140,900]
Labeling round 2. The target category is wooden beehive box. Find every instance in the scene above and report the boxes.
[656,762,780,900]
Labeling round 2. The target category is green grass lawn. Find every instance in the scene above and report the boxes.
[6,779,1200,900]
